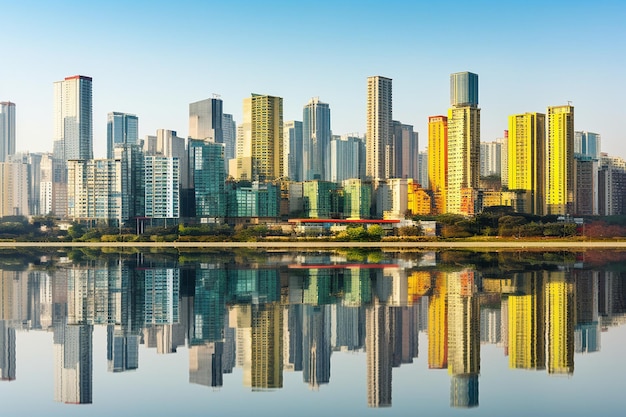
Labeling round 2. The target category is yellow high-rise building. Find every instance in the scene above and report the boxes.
[508,113,546,215]
[447,106,480,215]
[428,115,448,214]
[546,105,574,215]
[232,94,283,181]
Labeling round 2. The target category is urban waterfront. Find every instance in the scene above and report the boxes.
[1,247,625,416]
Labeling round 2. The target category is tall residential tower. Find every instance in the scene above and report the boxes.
[546,105,575,215]
[446,72,480,215]
[366,76,392,180]
[0,102,16,163]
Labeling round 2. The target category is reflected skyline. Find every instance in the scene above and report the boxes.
[1,249,626,410]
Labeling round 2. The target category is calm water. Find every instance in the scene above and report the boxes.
[1,247,625,416]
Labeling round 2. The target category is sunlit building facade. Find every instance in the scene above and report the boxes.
[546,105,575,215]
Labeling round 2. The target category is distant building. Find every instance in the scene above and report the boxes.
[222,113,236,174]
[366,76,393,180]
[303,98,331,181]
[330,134,364,183]
[392,121,418,179]
[52,75,93,217]
[188,140,226,219]
[144,156,180,222]
[283,121,303,181]
[107,112,138,159]
[189,97,223,143]
[0,101,16,163]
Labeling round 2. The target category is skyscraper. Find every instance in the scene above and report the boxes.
[302,97,331,181]
[188,139,226,219]
[283,120,303,181]
[52,75,92,217]
[447,72,480,215]
[107,112,138,159]
[233,94,283,181]
[450,72,478,107]
[366,76,392,180]
[546,104,575,215]
[189,97,223,143]
[53,75,93,162]
[428,115,448,214]
[508,113,546,215]
[392,121,418,179]
[0,101,16,163]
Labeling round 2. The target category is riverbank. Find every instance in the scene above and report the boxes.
[2,240,626,250]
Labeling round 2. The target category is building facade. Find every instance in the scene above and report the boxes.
[0,101,16,163]
[303,98,331,181]
[107,112,138,159]
[546,105,575,215]
[366,76,392,180]
[189,97,223,143]
[283,121,303,182]
[52,75,93,217]
[428,115,448,214]
[508,113,546,215]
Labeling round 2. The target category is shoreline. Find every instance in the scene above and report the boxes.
[2,240,626,250]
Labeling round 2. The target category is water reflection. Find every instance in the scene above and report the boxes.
[1,249,625,410]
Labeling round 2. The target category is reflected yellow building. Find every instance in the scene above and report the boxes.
[428,272,447,369]
[447,269,480,408]
[508,272,546,370]
[545,271,575,375]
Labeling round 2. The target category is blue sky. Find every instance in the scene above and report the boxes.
[2,0,625,158]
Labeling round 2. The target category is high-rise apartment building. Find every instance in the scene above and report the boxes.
[52,75,92,217]
[508,113,546,215]
[189,97,223,143]
[283,120,303,181]
[330,134,364,183]
[447,72,480,215]
[366,76,392,180]
[392,121,418,179]
[303,97,331,181]
[144,156,180,221]
[188,139,226,219]
[546,105,575,215]
[428,115,448,214]
[480,141,501,178]
[232,94,283,182]
[53,75,93,162]
[0,161,29,217]
[417,150,429,189]
[107,112,138,159]
[0,101,16,163]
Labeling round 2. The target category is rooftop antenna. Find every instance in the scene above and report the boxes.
[212,93,221,99]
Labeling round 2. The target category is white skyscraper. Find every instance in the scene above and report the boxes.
[366,76,392,180]
[0,101,16,163]
[52,75,93,217]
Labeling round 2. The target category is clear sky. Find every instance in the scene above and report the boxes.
[2,0,625,159]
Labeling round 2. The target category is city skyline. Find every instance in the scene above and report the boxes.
[1,1,625,159]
